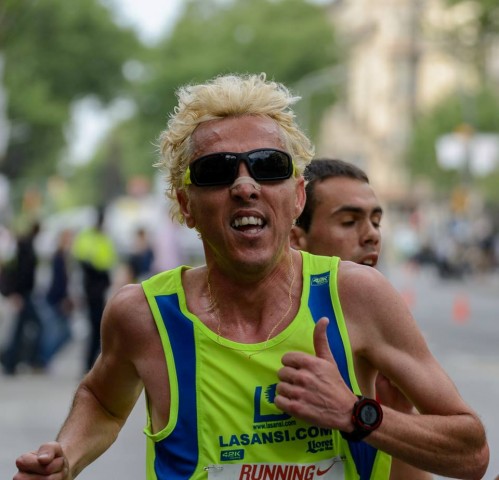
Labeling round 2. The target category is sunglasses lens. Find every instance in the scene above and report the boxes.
[250,150,292,180]
[191,154,237,186]
[188,149,293,186]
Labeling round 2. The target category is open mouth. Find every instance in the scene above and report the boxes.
[359,254,378,267]
[231,215,265,232]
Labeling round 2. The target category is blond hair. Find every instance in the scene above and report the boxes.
[157,73,314,223]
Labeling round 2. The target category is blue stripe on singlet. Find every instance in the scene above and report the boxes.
[153,293,198,479]
[308,273,378,480]
[308,273,351,389]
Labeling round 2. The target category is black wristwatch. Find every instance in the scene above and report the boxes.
[340,395,383,442]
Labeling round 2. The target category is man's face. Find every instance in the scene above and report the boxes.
[178,115,305,276]
[291,176,382,266]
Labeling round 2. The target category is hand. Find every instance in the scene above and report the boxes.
[14,442,70,480]
[275,317,357,431]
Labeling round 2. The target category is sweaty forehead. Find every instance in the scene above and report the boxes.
[191,116,286,159]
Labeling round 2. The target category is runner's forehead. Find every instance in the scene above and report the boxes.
[191,116,286,161]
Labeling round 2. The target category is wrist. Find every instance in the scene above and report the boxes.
[340,396,383,442]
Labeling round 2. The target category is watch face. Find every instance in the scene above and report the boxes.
[359,404,379,426]
[342,397,383,441]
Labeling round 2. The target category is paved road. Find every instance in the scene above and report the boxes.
[385,263,499,480]
[1,263,498,479]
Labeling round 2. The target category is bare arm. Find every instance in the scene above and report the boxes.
[376,374,433,480]
[349,266,488,479]
[14,284,146,479]
[275,265,489,480]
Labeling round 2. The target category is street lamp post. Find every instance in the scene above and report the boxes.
[436,124,499,212]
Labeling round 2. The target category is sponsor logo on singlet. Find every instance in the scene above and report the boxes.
[218,384,334,460]
[311,275,329,287]
[254,384,292,423]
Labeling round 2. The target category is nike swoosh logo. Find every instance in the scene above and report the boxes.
[316,461,336,476]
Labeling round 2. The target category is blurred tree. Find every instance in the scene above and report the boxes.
[442,0,499,80]
[71,0,339,204]
[0,0,142,183]
[406,1,499,204]
[445,0,499,35]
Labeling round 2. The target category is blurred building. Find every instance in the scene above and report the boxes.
[317,0,494,204]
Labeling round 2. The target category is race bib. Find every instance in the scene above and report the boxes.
[205,456,345,479]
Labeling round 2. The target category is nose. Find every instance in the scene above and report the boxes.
[237,159,251,179]
[360,221,380,246]
[229,161,261,200]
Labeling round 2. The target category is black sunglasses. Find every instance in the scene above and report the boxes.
[184,148,294,187]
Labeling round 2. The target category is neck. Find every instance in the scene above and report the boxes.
[205,250,299,342]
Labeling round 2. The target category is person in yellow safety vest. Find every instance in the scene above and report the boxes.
[72,207,117,372]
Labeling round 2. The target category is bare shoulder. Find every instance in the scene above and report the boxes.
[338,260,392,290]
[104,283,150,325]
[337,260,402,309]
[101,283,157,356]
[336,261,419,347]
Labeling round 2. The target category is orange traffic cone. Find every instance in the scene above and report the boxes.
[452,293,470,324]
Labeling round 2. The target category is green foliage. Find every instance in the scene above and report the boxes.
[406,87,499,202]
[442,0,499,78]
[110,0,339,181]
[1,0,142,182]
[444,0,499,34]
[1,0,339,210]
[157,0,337,110]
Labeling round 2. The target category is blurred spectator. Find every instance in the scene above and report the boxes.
[0,230,17,298]
[0,220,42,375]
[0,223,15,261]
[434,235,466,279]
[35,229,74,369]
[72,207,117,372]
[127,227,154,282]
[494,231,499,270]
[151,208,188,271]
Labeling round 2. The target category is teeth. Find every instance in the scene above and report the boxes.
[362,259,374,266]
[232,216,263,228]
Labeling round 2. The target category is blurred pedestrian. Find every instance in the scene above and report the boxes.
[127,227,155,282]
[72,207,117,372]
[35,229,74,369]
[151,206,187,271]
[0,225,17,298]
[111,227,155,292]
[0,220,42,375]
[291,158,432,480]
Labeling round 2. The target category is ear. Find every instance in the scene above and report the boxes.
[177,190,196,229]
[290,225,308,251]
[294,175,306,220]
